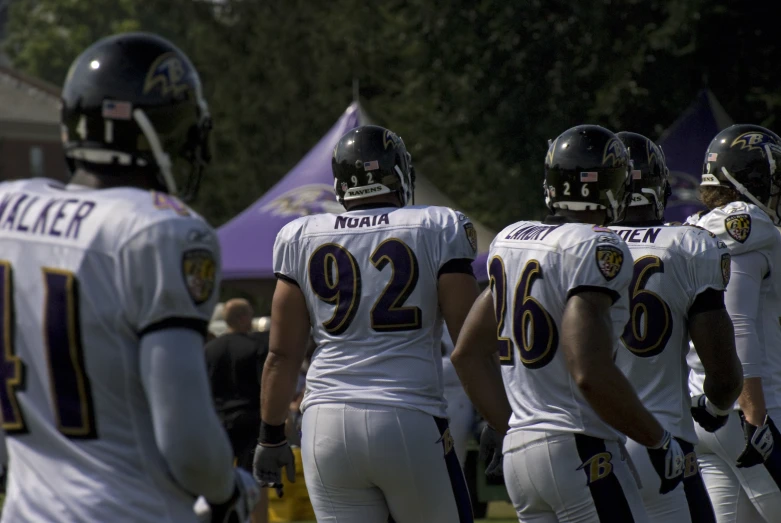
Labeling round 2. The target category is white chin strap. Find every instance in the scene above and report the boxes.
[395,165,413,206]
[720,166,779,223]
[133,108,177,195]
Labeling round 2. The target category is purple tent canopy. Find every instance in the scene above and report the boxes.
[218,103,493,283]
[658,89,733,223]
[218,104,361,280]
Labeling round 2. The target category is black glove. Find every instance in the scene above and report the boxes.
[478,425,504,480]
[736,414,779,468]
[646,430,685,494]
[193,468,260,523]
[253,421,296,497]
[691,394,731,433]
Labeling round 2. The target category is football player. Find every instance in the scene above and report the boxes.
[611,132,742,522]
[452,125,685,522]
[687,124,781,522]
[253,125,480,522]
[0,33,258,522]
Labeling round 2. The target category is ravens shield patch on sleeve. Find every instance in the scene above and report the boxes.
[463,223,478,253]
[595,245,623,281]
[724,214,751,243]
[721,253,731,286]
[182,249,216,305]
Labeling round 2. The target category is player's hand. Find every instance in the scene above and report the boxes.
[252,441,295,497]
[646,430,685,494]
[194,468,260,523]
[737,414,779,468]
[478,425,504,480]
[691,394,731,433]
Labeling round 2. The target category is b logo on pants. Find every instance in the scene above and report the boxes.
[438,428,455,457]
[684,451,699,478]
[577,452,613,484]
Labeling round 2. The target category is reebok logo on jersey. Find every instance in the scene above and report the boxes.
[182,249,216,305]
[463,223,477,253]
[724,214,751,243]
[187,228,213,244]
[595,245,623,281]
[721,253,731,286]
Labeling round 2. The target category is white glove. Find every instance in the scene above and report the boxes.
[193,468,260,523]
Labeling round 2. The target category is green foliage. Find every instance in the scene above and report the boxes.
[5,0,781,230]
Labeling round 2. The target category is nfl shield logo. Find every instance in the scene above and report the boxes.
[724,214,751,243]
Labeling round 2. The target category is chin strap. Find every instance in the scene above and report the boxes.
[134,108,177,196]
[720,167,780,225]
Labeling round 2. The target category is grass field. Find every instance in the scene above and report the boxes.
[287,501,518,522]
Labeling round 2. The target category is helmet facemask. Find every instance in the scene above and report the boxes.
[715,142,781,224]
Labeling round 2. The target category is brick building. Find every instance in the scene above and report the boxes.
[0,65,67,182]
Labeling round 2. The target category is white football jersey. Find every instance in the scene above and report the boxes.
[0,178,220,523]
[610,224,730,444]
[274,205,477,419]
[688,202,781,411]
[489,221,632,441]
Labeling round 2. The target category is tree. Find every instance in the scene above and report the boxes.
[5,0,781,232]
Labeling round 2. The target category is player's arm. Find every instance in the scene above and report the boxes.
[140,328,235,503]
[562,290,665,447]
[439,267,481,345]
[253,277,309,492]
[120,219,242,506]
[451,288,512,434]
[261,278,311,427]
[724,251,768,425]
[689,289,742,410]
[437,211,481,343]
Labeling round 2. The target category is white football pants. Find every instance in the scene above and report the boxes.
[502,430,649,522]
[625,437,716,522]
[694,410,781,522]
[300,403,473,523]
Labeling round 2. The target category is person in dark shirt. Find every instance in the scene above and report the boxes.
[205,298,269,523]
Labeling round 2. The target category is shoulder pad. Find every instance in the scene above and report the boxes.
[276,216,308,243]
[698,202,779,255]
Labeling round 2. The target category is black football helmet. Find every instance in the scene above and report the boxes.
[544,125,632,224]
[61,32,211,201]
[332,125,415,206]
[701,124,781,221]
[616,131,671,221]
